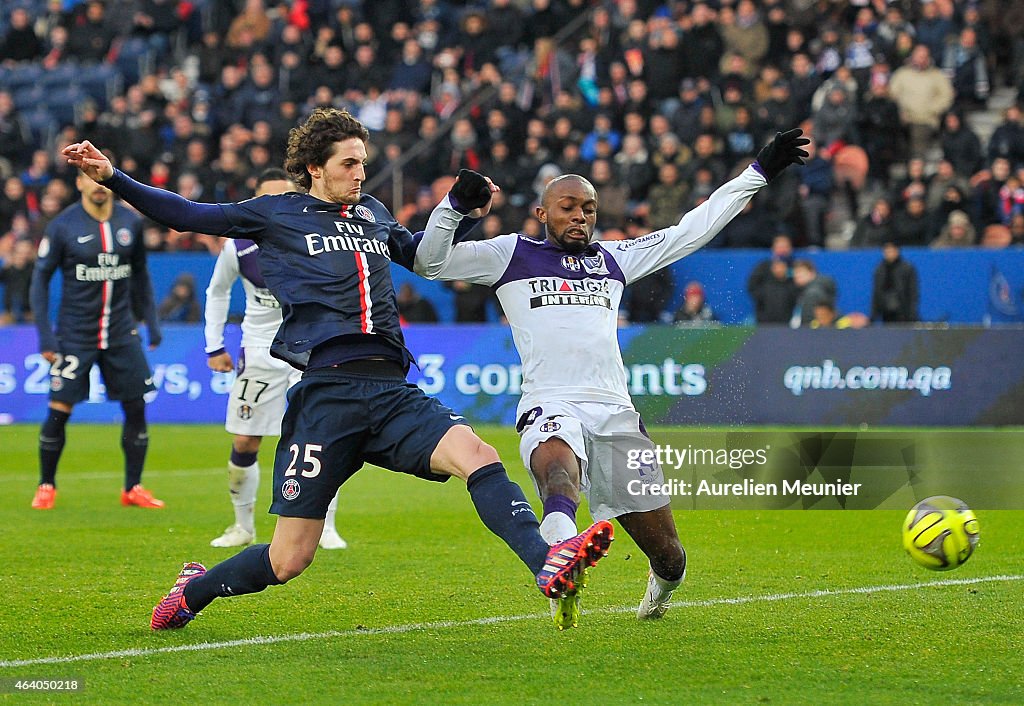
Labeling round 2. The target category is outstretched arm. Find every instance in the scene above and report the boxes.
[611,129,810,284]
[62,141,233,235]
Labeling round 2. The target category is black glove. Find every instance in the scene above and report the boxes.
[755,128,811,181]
[448,169,491,214]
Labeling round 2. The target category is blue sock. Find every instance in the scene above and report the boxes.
[230,449,258,467]
[121,399,148,491]
[467,463,549,575]
[183,544,281,613]
[39,408,70,486]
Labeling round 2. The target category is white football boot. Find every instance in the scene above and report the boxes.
[319,526,348,550]
[210,524,255,548]
[637,566,685,620]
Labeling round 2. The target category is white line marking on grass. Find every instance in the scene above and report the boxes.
[1,573,1020,668]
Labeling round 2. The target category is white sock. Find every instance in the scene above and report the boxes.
[323,492,340,533]
[539,512,577,545]
[227,461,259,533]
[651,567,684,597]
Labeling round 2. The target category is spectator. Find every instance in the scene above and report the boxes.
[797,141,834,247]
[0,238,35,324]
[890,195,932,246]
[870,242,919,323]
[644,162,688,230]
[1010,212,1024,246]
[683,2,724,82]
[747,250,797,325]
[790,259,837,328]
[715,198,779,248]
[1,7,44,63]
[851,197,895,248]
[942,27,989,110]
[926,157,968,207]
[719,1,768,74]
[397,282,438,323]
[931,210,977,249]
[972,157,1013,228]
[812,84,858,150]
[986,105,1024,168]
[673,281,716,325]
[66,0,115,63]
[589,159,629,231]
[810,301,867,329]
[981,223,1013,248]
[940,111,984,179]
[889,45,955,158]
[225,0,271,51]
[614,134,656,203]
[621,217,673,324]
[158,273,201,322]
[0,176,29,235]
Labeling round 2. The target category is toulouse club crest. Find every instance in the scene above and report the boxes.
[561,255,581,271]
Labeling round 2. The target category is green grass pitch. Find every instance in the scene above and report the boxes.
[0,424,1022,704]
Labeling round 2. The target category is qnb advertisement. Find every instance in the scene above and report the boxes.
[0,325,1021,426]
[782,360,952,397]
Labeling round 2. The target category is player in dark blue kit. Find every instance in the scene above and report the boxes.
[64,107,613,631]
[28,171,164,510]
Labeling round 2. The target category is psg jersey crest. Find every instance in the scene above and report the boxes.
[354,205,376,222]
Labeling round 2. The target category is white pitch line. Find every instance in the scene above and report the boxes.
[1,574,1021,669]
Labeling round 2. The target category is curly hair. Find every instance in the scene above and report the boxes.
[285,108,370,191]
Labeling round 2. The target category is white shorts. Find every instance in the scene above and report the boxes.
[224,347,301,437]
[517,399,669,521]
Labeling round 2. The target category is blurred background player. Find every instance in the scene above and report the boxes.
[204,168,346,549]
[28,170,163,510]
[417,131,809,627]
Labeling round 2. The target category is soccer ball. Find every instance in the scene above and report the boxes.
[902,496,980,571]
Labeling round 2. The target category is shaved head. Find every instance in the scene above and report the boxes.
[541,174,596,207]
[536,174,599,253]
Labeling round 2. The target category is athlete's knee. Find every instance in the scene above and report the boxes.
[532,440,580,493]
[468,436,499,466]
[651,541,686,582]
[121,397,147,427]
[272,548,316,583]
[232,435,262,455]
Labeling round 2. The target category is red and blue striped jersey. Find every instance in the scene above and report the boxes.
[30,202,159,352]
[218,192,420,367]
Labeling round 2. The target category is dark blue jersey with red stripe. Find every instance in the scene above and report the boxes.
[29,202,159,352]
[99,168,477,370]
[218,193,419,367]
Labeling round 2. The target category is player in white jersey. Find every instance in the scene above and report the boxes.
[416,131,809,627]
[205,169,346,550]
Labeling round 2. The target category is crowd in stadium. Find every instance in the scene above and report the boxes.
[1,0,1023,325]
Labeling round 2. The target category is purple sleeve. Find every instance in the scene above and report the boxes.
[101,169,233,235]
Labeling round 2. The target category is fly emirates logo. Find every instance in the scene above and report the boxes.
[75,252,132,281]
[527,277,612,309]
[304,221,391,259]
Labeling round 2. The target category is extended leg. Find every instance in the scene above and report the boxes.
[618,506,686,620]
[152,516,321,630]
